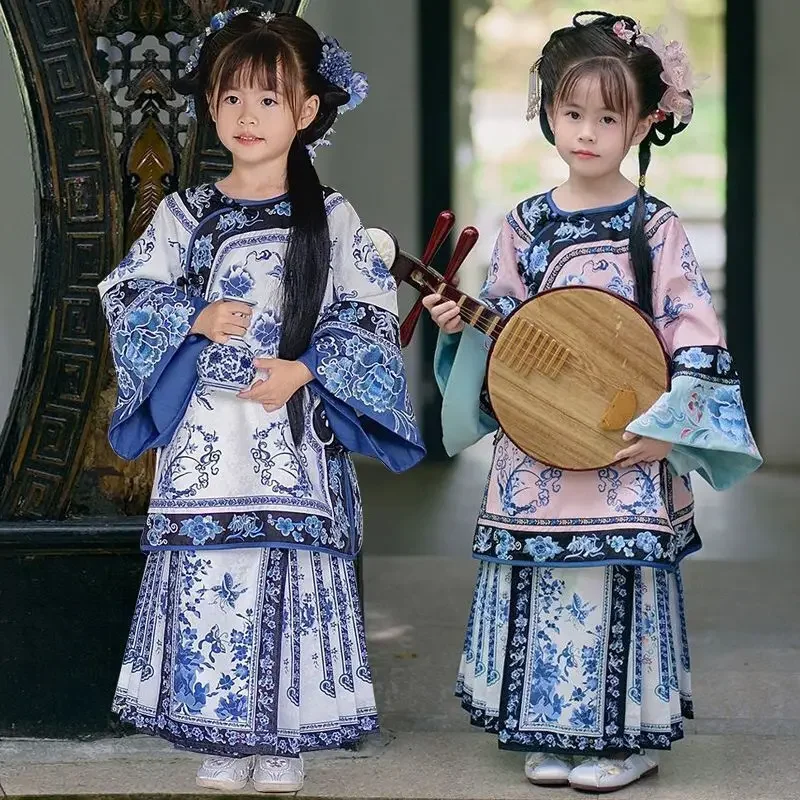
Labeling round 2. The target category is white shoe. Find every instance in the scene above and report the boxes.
[252,755,304,793]
[568,752,658,793]
[196,756,253,791]
[524,752,573,786]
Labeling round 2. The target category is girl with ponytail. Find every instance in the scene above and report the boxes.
[99,7,423,792]
[426,10,760,793]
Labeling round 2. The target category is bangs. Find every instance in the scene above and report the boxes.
[554,57,634,120]
[209,31,303,109]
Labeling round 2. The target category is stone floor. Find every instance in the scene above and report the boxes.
[1,441,799,799]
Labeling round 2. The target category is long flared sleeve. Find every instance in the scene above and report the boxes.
[297,195,425,472]
[626,214,763,488]
[98,197,209,460]
[434,216,529,455]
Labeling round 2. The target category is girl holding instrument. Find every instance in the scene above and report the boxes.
[424,10,761,793]
[99,8,423,793]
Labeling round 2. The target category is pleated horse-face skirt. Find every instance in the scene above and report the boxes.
[456,562,693,756]
[113,547,376,756]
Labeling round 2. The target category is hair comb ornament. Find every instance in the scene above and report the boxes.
[612,19,640,43]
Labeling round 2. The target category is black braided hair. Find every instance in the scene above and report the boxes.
[535,10,690,317]
[174,9,350,445]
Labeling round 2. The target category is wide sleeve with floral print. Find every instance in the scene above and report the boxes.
[98,197,209,460]
[626,214,762,488]
[297,196,425,472]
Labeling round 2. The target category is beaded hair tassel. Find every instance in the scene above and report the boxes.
[526,64,541,121]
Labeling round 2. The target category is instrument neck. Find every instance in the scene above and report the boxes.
[436,283,504,340]
[396,253,505,341]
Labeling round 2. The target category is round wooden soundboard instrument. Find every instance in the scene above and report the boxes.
[368,216,670,471]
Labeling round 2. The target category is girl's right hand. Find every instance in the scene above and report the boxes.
[422,294,465,334]
[190,300,253,343]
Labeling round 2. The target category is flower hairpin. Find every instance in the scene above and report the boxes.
[637,25,702,125]
[612,19,640,44]
[305,34,369,160]
[318,35,369,111]
[612,19,701,126]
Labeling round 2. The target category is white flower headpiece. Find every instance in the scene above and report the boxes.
[613,20,702,125]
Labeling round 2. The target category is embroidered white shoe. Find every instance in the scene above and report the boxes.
[568,752,658,793]
[524,752,573,786]
[196,756,253,791]
[252,755,304,793]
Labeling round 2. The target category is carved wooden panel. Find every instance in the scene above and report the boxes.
[70,0,223,515]
[0,0,310,520]
[0,0,119,518]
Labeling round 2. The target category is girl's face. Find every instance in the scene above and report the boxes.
[548,74,652,181]
[209,64,319,168]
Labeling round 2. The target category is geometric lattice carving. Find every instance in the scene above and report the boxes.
[54,351,94,404]
[60,297,99,345]
[0,0,118,519]
[0,0,309,520]
[65,170,104,222]
[55,105,103,157]
[66,232,108,287]
[11,470,63,518]
[31,405,82,467]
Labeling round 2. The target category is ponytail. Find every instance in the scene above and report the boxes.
[280,136,329,445]
[629,138,654,317]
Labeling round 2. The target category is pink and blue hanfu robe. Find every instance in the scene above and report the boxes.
[435,190,761,756]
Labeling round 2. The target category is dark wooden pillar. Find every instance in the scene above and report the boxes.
[724,0,757,430]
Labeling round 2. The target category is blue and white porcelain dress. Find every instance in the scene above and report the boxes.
[99,184,424,756]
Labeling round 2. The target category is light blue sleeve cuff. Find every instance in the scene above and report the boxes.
[627,374,763,490]
[434,326,498,456]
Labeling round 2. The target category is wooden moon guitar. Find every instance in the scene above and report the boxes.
[367,215,670,471]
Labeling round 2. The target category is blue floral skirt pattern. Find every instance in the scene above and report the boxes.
[456,563,692,756]
[113,547,377,756]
